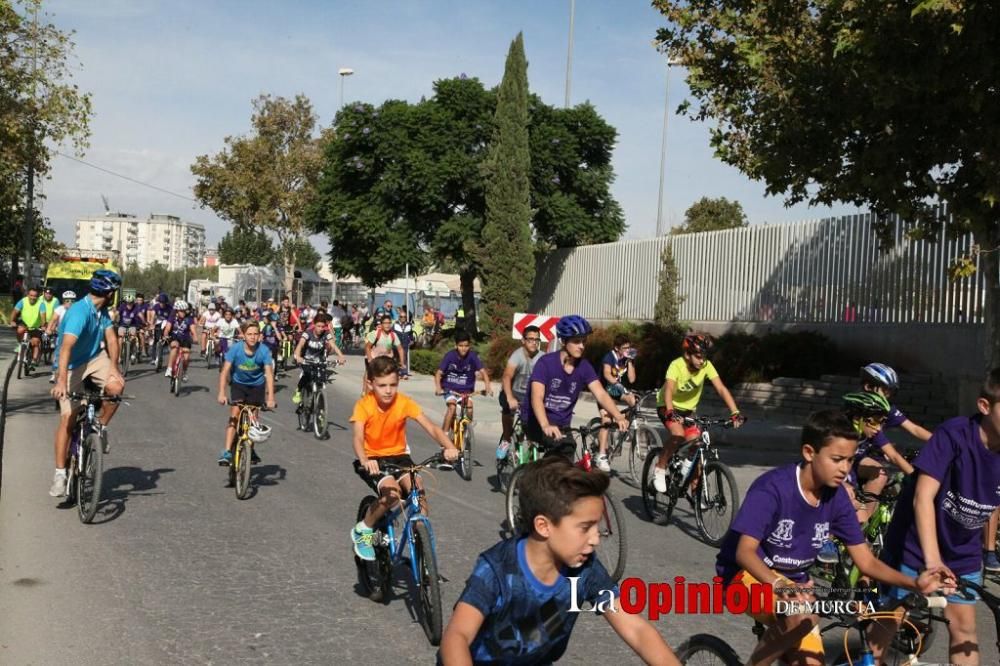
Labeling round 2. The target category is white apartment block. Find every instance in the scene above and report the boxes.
[75,213,206,270]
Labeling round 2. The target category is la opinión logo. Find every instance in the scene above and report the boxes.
[568,576,773,620]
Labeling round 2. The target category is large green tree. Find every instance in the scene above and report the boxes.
[192,94,329,293]
[310,70,624,334]
[1,0,92,274]
[654,0,1000,369]
[480,34,534,337]
[122,262,217,298]
[672,196,747,235]
[217,228,274,265]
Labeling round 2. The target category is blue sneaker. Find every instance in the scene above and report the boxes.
[217,450,233,466]
[984,551,1000,573]
[495,440,511,460]
[352,522,376,561]
[817,539,839,564]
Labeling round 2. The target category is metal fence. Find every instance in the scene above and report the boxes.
[531,207,987,324]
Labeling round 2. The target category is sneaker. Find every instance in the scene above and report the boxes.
[985,551,1000,573]
[251,449,262,465]
[49,474,67,497]
[49,372,55,384]
[495,440,511,460]
[817,540,839,564]
[182,374,189,383]
[217,450,233,466]
[352,522,377,561]
[164,368,172,378]
[292,390,302,404]
[653,467,668,493]
[596,454,611,473]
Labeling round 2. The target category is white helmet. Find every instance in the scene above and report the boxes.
[248,422,272,444]
[62,290,77,300]
[207,303,216,310]
[174,299,189,310]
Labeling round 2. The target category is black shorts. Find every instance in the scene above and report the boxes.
[353,454,415,493]
[656,406,693,427]
[498,391,521,416]
[230,383,265,406]
[171,338,192,350]
[522,419,577,459]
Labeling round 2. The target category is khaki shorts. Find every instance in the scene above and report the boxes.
[59,353,123,416]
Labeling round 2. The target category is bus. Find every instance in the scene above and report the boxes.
[43,249,121,300]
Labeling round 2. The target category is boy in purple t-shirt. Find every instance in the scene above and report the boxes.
[880,368,1000,664]
[519,315,628,455]
[434,329,492,436]
[716,410,949,666]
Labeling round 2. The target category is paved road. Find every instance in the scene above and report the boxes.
[0,350,996,665]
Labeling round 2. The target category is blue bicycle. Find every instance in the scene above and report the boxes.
[354,453,447,645]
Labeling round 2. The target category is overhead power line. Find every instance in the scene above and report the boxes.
[55,151,199,203]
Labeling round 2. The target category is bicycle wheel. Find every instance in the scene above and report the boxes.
[206,341,214,369]
[234,438,253,500]
[505,465,526,534]
[121,339,131,377]
[355,496,391,603]
[694,460,740,547]
[458,420,473,481]
[495,444,514,493]
[16,346,24,380]
[675,633,742,666]
[312,390,328,439]
[629,424,660,487]
[412,521,443,646]
[641,448,675,525]
[171,374,180,397]
[297,389,311,431]
[154,341,163,372]
[77,433,104,523]
[594,489,627,582]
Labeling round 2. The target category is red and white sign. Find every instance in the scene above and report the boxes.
[512,313,561,342]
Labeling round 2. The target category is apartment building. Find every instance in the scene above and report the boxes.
[75,213,206,270]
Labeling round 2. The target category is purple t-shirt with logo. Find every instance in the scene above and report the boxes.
[882,415,1000,576]
[520,352,599,428]
[439,350,484,393]
[886,405,908,429]
[716,464,864,583]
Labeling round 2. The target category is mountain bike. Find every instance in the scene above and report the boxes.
[505,423,628,582]
[641,415,741,547]
[277,331,296,374]
[451,392,481,481]
[583,389,660,486]
[495,414,529,493]
[41,331,54,366]
[354,453,448,645]
[119,329,140,377]
[227,401,268,500]
[14,329,33,379]
[296,359,337,439]
[65,389,128,523]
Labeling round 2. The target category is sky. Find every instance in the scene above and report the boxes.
[37,0,861,252]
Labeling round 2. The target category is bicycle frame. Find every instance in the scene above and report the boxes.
[377,468,440,589]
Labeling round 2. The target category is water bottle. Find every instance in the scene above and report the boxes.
[678,454,694,483]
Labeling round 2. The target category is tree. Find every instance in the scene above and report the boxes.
[654,243,684,328]
[671,196,748,235]
[217,228,274,265]
[283,237,322,272]
[192,94,329,293]
[1,0,92,273]
[480,34,534,337]
[121,263,218,299]
[653,0,1000,368]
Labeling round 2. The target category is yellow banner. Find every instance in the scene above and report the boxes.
[46,261,119,281]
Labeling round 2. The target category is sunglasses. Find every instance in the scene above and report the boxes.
[523,337,541,343]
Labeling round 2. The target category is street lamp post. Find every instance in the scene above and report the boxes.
[564,0,575,108]
[338,67,354,110]
[655,56,683,236]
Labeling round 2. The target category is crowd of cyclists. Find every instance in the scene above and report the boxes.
[10,267,1000,665]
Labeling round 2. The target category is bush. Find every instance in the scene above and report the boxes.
[484,336,521,377]
[408,349,443,376]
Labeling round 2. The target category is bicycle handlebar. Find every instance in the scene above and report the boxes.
[226,400,273,411]
[66,392,133,403]
[377,453,446,474]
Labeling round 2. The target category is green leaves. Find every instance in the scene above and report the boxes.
[671,196,748,235]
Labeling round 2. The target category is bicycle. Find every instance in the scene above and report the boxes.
[451,392,481,481]
[119,329,140,377]
[150,322,167,372]
[278,332,296,374]
[354,453,448,645]
[14,329,33,379]
[495,414,529,493]
[226,401,268,500]
[504,423,628,582]
[296,359,335,439]
[41,331,54,366]
[676,590,952,666]
[65,389,128,523]
[168,348,185,397]
[204,333,217,370]
[583,389,661,486]
[641,415,741,547]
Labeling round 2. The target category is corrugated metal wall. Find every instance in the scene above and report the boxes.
[531,208,987,324]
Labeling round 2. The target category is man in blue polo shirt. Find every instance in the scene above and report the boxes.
[49,270,125,498]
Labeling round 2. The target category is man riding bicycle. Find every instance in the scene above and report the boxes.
[10,285,48,369]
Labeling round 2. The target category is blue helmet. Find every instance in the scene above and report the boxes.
[555,314,593,339]
[89,269,121,295]
[861,363,899,391]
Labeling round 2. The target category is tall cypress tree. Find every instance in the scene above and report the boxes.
[480,33,534,337]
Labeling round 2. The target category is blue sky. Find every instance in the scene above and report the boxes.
[40,0,859,251]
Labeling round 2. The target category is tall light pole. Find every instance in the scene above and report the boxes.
[564,0,575,108]
[655,56,683,236]
[338,67,354,110]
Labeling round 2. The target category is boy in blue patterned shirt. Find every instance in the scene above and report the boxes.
[439,456,679,665]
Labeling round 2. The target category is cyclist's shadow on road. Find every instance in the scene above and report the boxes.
[243,464,287,499]
[60,466,175,524]
[620,494,705,542]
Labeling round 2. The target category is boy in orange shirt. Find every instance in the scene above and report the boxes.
[350,356,459,560]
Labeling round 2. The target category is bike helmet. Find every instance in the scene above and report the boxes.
[89,269,121,295]
[61,290,76,300]
[555,314,593,339]
[842,391,891,417]
[125,294,135,303]
[683,333,712,356]
[248,422,272,443]
[860,363,899,391]
[207,303,216,310]
[158,294,170,305]
[174,300,189,311]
